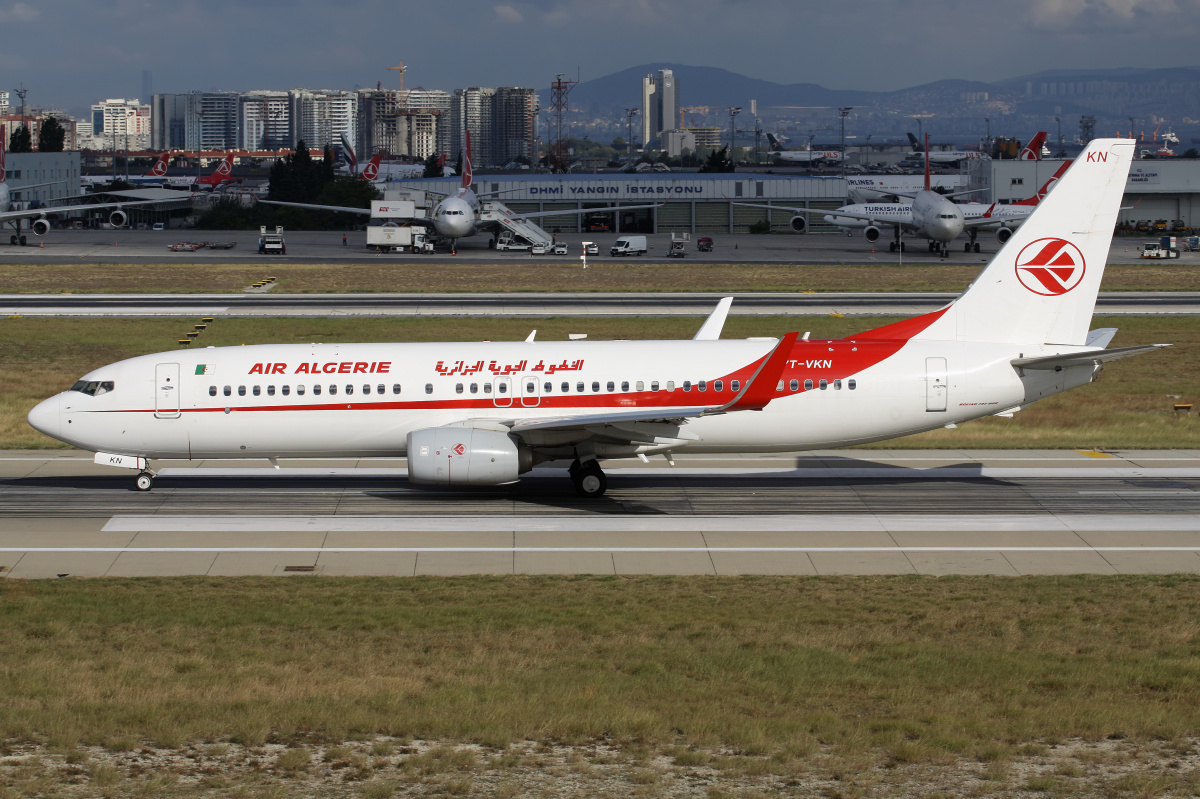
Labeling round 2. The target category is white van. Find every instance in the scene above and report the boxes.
[610,235,647,257]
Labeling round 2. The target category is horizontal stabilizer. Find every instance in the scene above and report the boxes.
[1012,343,1169,370]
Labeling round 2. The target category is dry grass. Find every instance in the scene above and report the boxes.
[2,261,1199,293]
[3,575,1200,757]
[2,314,1197,450]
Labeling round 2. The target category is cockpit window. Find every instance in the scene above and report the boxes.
[69,380,114,396]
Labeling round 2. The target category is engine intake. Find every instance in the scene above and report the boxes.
[864,225,881,243]
[31,218,50,237]
[407,427,530,486]
[109,209,127,229]
[789,215,807,234]
[996,227,1014,244]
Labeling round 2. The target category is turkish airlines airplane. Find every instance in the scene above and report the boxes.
[815,160,1072,254]
[737,135,987,256]
[0,127,165,245]
[766,134,844,165]
[194,154,235,188]
[903,131,1046,166]
[28,138,1165,498]
[263,131,660,253]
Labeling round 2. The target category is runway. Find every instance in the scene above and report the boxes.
[3,290,1197,317]
[4,449,1200,578]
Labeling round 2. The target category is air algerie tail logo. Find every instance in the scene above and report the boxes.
[1014,237,1086,296]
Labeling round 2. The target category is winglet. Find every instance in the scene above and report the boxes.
[693,297,733,341]
[713,332,799,412]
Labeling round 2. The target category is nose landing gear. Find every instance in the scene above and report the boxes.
[135,471,155,491]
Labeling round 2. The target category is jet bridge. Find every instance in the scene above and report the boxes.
[480,200,553,247]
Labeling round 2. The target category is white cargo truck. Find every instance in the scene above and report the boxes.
[495,231,532,251]
[365,200,433,252]
[258,226,285,255]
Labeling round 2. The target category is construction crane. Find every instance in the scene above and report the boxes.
[679,106,715,128]
[387,62,407,109]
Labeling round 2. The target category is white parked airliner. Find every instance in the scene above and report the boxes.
[28,139,1165,497]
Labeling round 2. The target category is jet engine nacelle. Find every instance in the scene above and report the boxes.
[31,218,50,237]
[864,225,881,243]
[108,209,127,229]
[406,427,531,486]
[789,215,807,234]
[996,227,1014,244]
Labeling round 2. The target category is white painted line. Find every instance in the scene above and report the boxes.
[100,514,1200,533]
[3,547,1200,554]
[151,466,1200,479]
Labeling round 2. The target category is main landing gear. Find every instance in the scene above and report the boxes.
[888,241,906,252]
[569,458,607,498]
[9,234,26,246]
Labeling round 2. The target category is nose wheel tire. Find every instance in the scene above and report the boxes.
[570,461,607,498]
[135,472,154,492]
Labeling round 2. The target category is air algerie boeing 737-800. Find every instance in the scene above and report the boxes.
[28,139,1166,497]
[261,132,661,253]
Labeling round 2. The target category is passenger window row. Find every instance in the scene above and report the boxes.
[777,378,857,391]
[210,384,402,398]
[446,379,745,395]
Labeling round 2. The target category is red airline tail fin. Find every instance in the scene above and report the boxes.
[923,133,931,192]
[1012,159,1072,206]
[462,130,473,189]
[145,153,169,178]
[1019,132,1048,160]
[361,154,382,181]
[199,154,235,186]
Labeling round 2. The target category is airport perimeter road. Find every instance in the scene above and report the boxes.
[0,229,1186,266]
[4,291,1198,317]
[3,449,1200,578]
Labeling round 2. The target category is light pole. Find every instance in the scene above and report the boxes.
[838,107,852,176]
[1054,116,1063,158]
[729,107,741,166]
[624,107,639,163]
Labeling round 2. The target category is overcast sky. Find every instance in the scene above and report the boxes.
[8,0,1200,117]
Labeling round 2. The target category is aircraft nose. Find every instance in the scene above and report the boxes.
[27,394,61,439]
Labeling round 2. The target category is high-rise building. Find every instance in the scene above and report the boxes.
[450,87,537,167]
[402,89,451,157]
[240,91,291,150]
[151,93,188,150]
[289,89,357,153]
[641,69,678,147]
[187,92,240,151]
[89,98,152,151]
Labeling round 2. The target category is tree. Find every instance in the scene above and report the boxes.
[698,146,735,173]
[421,152,442,178]
[37,117,65,152]
[9,125,32,153]
[1182,148,1199,159]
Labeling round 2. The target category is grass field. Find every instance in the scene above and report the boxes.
[3,260,1200,293]
[2,314,1196,451]
[1,575,1199,797]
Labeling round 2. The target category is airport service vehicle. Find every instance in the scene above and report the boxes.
[583,242,598,256]
[1141,239,1181,259]
[667,232,689,257]
[610,235,648,257]
[495,231,532,252]
[257,226,285,255]
[28,139,1167,499]
[262,132,660,254]
[552,242,568,255]
[697,236,714,252]
[367,224,432,253]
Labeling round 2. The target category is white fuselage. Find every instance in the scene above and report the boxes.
[430,190,480,241]
[826,191,965,242]
[772,149,844,164]
[27,334,1093,462]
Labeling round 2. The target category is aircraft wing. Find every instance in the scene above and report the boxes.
[497,332,800,446]
[1012,344,1169,371]
[728,201,903,226]
[0,197,167,223]
[256,200,373,215]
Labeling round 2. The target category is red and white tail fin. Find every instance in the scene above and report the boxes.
[462,130,473,189]
[198,154,235,186]
[361,154,382,181]
[1019,132,1048,160]
[1012,160,1072,206]
[923,133,931,192]
[909,139,1135,347]
[144,153,170,178]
